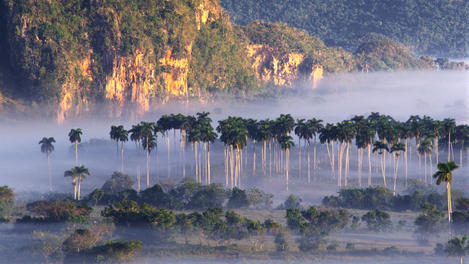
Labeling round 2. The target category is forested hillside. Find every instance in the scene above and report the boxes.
[0,0,445,120]
[221,0,469,58]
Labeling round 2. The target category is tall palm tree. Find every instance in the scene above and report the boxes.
[64,165,90,200]
[455,125,469,168]
[294,119,307,179]
[68,128,82,165]
[118,127,129,172]
[418,138,433,183]
[110,125,120,154]
[441,118,456,161]
[279,134,294,192]
[140,122,155,186]
[390,142,405,195]
[373,141,389,187]
[433,161,458,229]
[129,124,143,151]
[319,123,338,182]
[307,118,323,179]
[157,114,173,178]
[39,137,55,191]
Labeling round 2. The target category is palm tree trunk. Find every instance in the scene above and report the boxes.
[75,141,78,165]
[225,146,228,186]
[345,142,350,187]
[286,149,290,192]
[230,145,235,187]
[424,152,427,183]
[447,181,453,237]
[358,148,363,187]
[47,153,52,191]
[137,166,141,192]
[146,150,150,187]
[435,137,439,164]
[383,151,387,187]
[308,143,311,184]
[73,181,77,200]
[368,144,372,186]
[269,141,272,177]
[298,139,301,178]
[448,132,451,161]
[194,143,198,182]
[208,143,211,184]
[381,154,386,187]
[167,135,170,179]
[405,139,408,188]
[253,141,256,174]
[121,142,124,173]
[77,176,82,200]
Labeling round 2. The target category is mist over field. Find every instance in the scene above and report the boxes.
[0,70,467,192]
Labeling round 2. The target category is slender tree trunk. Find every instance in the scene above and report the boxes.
[447,181,452,236]
[225,146,228,186]
[298,139,301,179]
[435,137,439,164]
[121,142,124,173]
[230,145,235,187]
[195,143,198,182]
[424,152,427,183]
[381,154,386,187]
[448,133,451,161]
[137,166,141,192]
[253,141,256,174]
[208,143,211,184]
[308,143,311,184]
[167,135,170,179]
[75,141,78,165]
[368,144,372,186]
[47,153,52,191]
[269,141,272,177]
[286,149,290,192]
[405,139,408,188]
[73,181,77,200]
[358,148,363,187]
[345,142,350,187]
[146,150,150,187]
[77,176,82,200]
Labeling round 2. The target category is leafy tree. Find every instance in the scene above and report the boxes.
[227,187,249,209]
[19,200,92,224]
[102,172,135,194]
[414,204,446,243]
[361,209,392,232]
[445,235,468,264]
[0,186,14,220]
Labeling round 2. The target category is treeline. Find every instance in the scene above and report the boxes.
[221,0,469,57]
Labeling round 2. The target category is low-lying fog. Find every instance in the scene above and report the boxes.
[0,70,467,200]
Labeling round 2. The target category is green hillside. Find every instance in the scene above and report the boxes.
[221,0,469,58]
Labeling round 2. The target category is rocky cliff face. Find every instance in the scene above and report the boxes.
[0,0,445,121]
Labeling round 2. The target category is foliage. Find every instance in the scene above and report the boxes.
[101,172,135,194]
[444,235,469,261]
[246,188,273,210]
[18,200,92,224]
[64,240,142,263]
[286,206,349,252]
[322,186,445,212]
[0,186,14,220]
[361,209,392,232]
[226,187,249,209]
[414,204,446,236]
[279,194,302,210]
[221,0,469,57]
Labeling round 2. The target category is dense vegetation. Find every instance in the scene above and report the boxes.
[221,0,469,57]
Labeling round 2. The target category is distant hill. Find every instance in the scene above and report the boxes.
[0,0,442,120]
[220,0,469,58]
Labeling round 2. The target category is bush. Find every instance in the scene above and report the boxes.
[414,204,446,239]
[361,209,392,232]
[247,188,273,209]
[186,184,227,210]
[280,194,302,210]
[64,240,142,263]
[227,187,249,209]
[62,229,98,254]
[102,172,135,194]
[18,200,92,224]
[0,186,14,219]
[274,231,289,252]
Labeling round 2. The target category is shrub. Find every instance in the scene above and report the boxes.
[246,188,273,209]
[0,186,14,220]
[64,240,142,263]
[414,204,445,239]
[280,194,302,210]
[102,172,135,194]
[18,200,92,224]
[361,209,392,232]
[227,187,249,209]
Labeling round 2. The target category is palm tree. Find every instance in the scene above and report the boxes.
[129,124,143,151]
[110,125,128,172]
[372,141,389,187]
[319,123,337,182]
[39,137,55,191]
[418,138,433,183]
[64,165,90,200]
[433,161,458,230]
[140,122,155,186]
[455,125,469,168]
[68,128,82,165]
[307,118,323,181]
[157,114,173,178]
[441,118,456,161]
[279,134,294,192]
[294,119,307,179]
[390,142,405,195]
[118,127,129,172]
